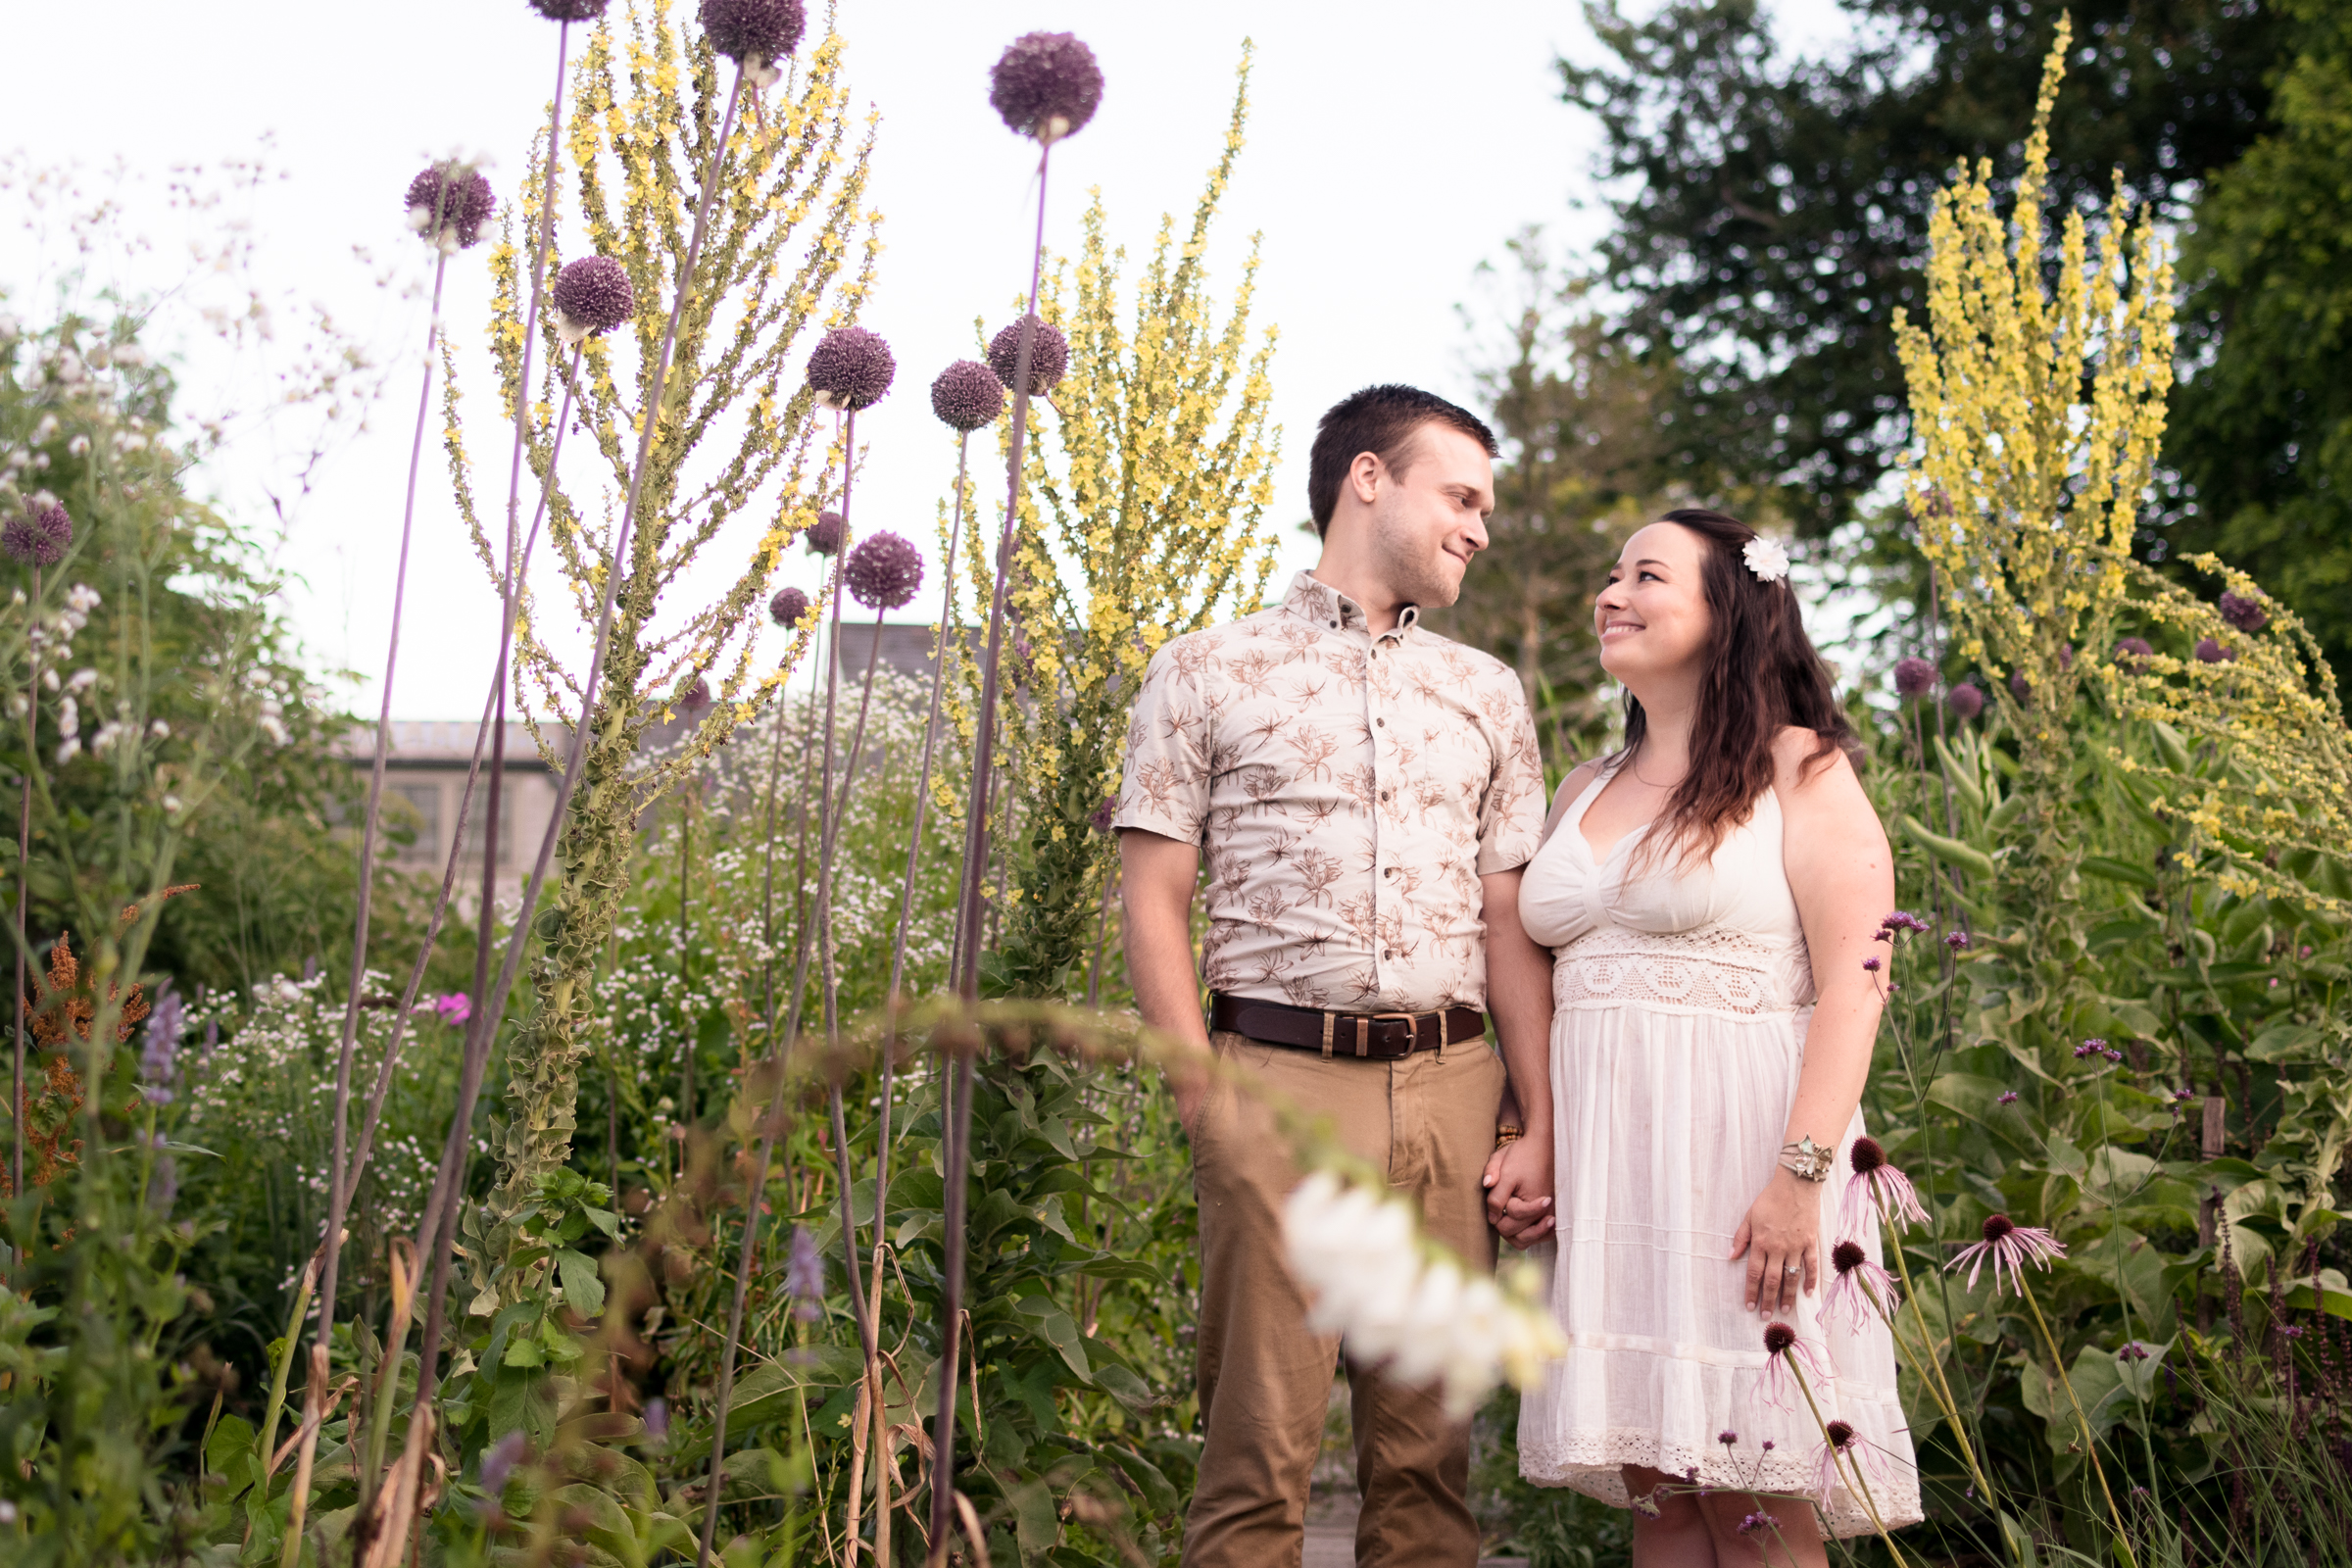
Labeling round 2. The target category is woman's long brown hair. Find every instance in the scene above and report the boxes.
[1619,508,1857,870]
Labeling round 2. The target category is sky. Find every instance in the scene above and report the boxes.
[2,0,1852,722]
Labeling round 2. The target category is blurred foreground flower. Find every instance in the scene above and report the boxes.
[3,500,72,566]
[1282,1169,1562,1417]
[1944,681,1984,720]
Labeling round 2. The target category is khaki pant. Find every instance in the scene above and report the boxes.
[1183,1028,1508,1568]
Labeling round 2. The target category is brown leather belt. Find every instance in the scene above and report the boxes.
[1209,993,1487,1061]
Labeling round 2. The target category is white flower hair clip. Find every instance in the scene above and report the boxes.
[1742,536,1791,584]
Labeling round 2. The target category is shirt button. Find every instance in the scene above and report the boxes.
[1384,949,1396,961]
[1376,717,1385,727]
[1379,790,1391,802]
[1385,866,1396,878]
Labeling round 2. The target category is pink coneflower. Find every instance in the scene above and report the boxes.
[1812,1419,1891,1509]
[1842,1136,1928,1236]
[1822,1240,1898,1332]
[1947,1212,2065,1295]
[1759,1320,1830,1411]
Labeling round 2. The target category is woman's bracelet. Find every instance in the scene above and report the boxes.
[1495,1123,1524,1146]
[1779,1135,1834,1182]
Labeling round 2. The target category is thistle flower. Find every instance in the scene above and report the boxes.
[1946,1212,2066,1296]
[1842,1136,1929,1236]
[1944,681,1983,720]
[2219,591,2269,632]
[931,359,1005,431]
[1822,1239,1898,1332]
[698,0,806,67]
[529,0,609,16]
[2195,636,2235,664]
[551,256,635,344]
[2113,637,2153,668]
[1758,1319,1830,1411]
[1892,658,1936,697]
[783,1223,824,1321]
[3,500,72,566]
[988,31,1104,144]
[804,511,845,557]
[988,315,1069,395]
[806,325,896,411]
[769,586,810,627]
[405,163,496,253]
[845,531,923,612]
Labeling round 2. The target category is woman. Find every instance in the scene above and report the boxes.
[1512,509,1921,1561]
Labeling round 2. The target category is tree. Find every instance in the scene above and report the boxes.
[1564,0,2279,533]
[2163,0,2352,669]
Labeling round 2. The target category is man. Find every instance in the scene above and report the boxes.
[1115,384,1557,1567]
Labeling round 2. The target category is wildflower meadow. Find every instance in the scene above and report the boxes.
[2,3,2350,1566]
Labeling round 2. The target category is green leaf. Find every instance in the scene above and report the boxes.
[557,1248,606,1320]
[1900,814,1998,879]
[2080,855,2158,889]
[504,1333,546,1369]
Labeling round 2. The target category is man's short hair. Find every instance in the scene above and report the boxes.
[1306,383,1499,538]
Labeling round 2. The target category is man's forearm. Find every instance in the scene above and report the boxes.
[1481,869,1553,1134]
[1119,831,1208,1050]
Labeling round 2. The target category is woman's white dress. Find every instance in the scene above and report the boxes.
[1515,766,1922,1536]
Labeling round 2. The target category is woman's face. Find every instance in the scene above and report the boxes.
[1595,521,1713,688]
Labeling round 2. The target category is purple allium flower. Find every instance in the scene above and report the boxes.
[930,359,1005,432]
[529,0,610,17]
[845,531,923,612]
[680,677,712,715]
[551,256,635,344]
[1822,1239,1899,1333]
[1946,1212,2065,1296]
[2219,591,2269,633]
[2195,636,2235,664]
[405,163,496,252]
[988,315,1069,396]
[2008,667,2032,702]
[698,0,806,66]
[769,585,810,627]
[1998,1090,2019,1104]
[3,500,73,567]
[805,510,845,557]
[1088,797,1117,833]
[806,325,896,412]
[1842,1136,1929,1235]
[642,1396,669,1441]
[2113,637,2153,668]
[435,992,472,1026]
[1758,1320,1829,1411]
[1893,657,1936,697]
[1945,681,1984,720]
[989,31,1104,143]
[480,1430,527,1493]
[140,985,183,1105]
[783,1223,824,1322]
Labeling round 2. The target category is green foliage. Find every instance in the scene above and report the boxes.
[2165,0,2352,670]
[1565,0,2279,532]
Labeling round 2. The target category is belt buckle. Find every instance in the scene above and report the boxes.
[1368,1010,1422,1058]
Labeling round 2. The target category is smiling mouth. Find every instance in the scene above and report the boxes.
[1600,620,1643,638]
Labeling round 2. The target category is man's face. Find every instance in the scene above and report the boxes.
[1365,425,1494,610]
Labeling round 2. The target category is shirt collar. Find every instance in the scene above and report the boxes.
[1282,569,1420,644]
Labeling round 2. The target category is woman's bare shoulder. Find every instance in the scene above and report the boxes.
[1770,724,1858,796]
[1538,759,1608,845]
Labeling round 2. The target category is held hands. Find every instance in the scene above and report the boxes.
[1483,1134,1555,1247]
[1730,1166,1819,1315]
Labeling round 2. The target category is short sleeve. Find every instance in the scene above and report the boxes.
[1473,671,1546,875]
[1112,638,1213,845]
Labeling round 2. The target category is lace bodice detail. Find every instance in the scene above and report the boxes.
[1521,764,1814,1015]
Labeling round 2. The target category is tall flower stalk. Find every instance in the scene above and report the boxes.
[932,30,1103,1547]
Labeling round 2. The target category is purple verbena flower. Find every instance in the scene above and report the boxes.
[698,0,806,68]
[1946,1212,2066,1296]
[2218,591,2269,633]
[1822,1239,1899,1333]
[930,359,1005,432]
[1718,1429,1739,1446]
[3,501,73,567]
[1861,956,1882,972]
[1997,1090,2019,1104]
[988,315,1069,396]
[805,510,845,557]
[806,325,896,412]
[1945,930,1971,950]
[2196,636,2235,664]
[845,531,922,612]
[783,1223,825,1321]
[1758,1320,1830,1411]
[1842,1136,1929,1235]
[551,256,635,344]
[1945,681,1984,720]
[405,163,496,253]
[989,31,1104,143]
[2120,1340,2159,1361]
[769,586,810,627]
[1892,657,1936,697]
[1737,1510,1774,1536]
